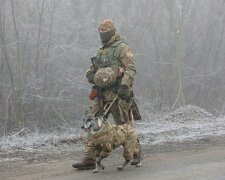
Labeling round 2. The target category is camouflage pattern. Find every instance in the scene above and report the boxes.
[84,19,140,160]
[87,33,136,89]
[90,120,141,161]
[84,139,96,160]
[90,94,133,125]
[98,19,116,32]
[83,112,134,160]
[87,33,136,120]
[94,67,117,88]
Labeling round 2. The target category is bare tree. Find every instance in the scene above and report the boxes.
[1,0,225,134]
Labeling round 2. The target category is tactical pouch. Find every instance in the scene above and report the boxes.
[131,99,142,120]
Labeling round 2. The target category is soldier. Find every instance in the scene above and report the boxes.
[72,19,141,170]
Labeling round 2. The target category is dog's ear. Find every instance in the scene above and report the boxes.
[97,117,103,127]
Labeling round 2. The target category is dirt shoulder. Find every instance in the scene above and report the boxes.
[1,136,225,180]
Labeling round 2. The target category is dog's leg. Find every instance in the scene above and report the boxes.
[93,157,105,173]
[136,149,143,167]
[117,160,130,171]
[131,139,143,167]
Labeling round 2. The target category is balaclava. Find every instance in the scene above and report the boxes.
[98,19,116,44]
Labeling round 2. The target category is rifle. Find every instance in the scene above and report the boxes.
[91,57,104,116]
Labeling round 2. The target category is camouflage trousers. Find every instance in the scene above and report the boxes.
[90,90,134,126]
[84,139,96,160]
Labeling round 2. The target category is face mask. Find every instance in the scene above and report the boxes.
[99,29,115,44]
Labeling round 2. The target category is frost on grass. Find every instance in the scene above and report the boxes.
[136,105,225,145]
[163,105,214,121]
[0,127,85,153]
[1,105,225,160]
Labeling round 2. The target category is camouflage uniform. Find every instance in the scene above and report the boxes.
[87,20,136,125]
[73,19,141,169]
[91,120,141,161]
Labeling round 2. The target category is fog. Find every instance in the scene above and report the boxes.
[0,0,225,134]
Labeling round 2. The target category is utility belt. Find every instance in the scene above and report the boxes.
[89,86,141,121]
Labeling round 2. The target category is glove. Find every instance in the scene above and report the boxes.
[117,84,129,100]
[86,71,95,84]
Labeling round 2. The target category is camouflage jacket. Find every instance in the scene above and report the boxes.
[87,34,136,88]
[91,120,137,159]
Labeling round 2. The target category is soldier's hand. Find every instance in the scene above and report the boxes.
[86,71,95,84]
[117,84,129,100]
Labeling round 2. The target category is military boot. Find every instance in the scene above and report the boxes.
[72,158,96,170]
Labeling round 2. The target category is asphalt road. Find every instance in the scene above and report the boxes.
[42,146,225,180]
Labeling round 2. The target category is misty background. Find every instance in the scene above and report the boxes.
[0,0,225,135]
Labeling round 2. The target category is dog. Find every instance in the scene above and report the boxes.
[81,114,143,173]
